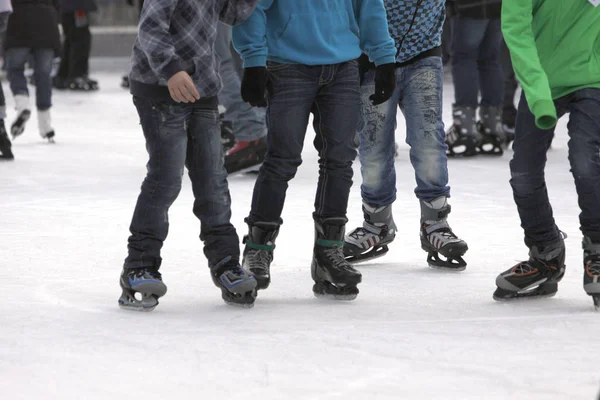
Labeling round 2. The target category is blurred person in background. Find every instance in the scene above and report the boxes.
[5,0,60,143]
[54,0,99,91]
[0,0,13,159]
[121,0,143,89]
[500,37,518,144]
[444,0,505,157]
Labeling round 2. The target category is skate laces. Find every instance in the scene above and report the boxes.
[349,228,368,240]
[323,246,357,273]
[585,254,600,276]
[247,248,272,272]
[133,268,161,280]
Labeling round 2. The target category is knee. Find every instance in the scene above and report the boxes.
[263,154,302,181]
[569,146,599,179]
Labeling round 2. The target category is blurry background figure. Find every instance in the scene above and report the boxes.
[54,0,99,91]
[0,0,13,159]
[5,0,60,143]
[500,37,517,144]
[120,0,142,89]
[444,0,505,157]
[215,22,267,175]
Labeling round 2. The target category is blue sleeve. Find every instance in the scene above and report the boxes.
[231,0,273,68]
[357,0,397,66]
[219,0,261,26]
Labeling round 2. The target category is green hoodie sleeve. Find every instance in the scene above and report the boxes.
[501,0,557,130]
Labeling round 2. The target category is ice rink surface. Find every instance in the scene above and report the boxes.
[1,72,599,400]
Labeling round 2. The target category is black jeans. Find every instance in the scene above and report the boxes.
[124,96,239,269]
[248,61,360,224]
[57,12,91,79]
[511,89,600,247]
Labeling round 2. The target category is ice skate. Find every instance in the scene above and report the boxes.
[344,201,396,263]
[67,76,99,92]
[37,109,55,143]
[10,94,31,139]
[118,267,168,312]
[0,120,14,160]
[224,136,267,174]
[210,256,257,308]
[312,217,362,300]
[420,197,468,271]
[445,105,480,157]
[477,106,505,155]
[242,221,279,290]
[493,240,565,301]
[582,236,600,310]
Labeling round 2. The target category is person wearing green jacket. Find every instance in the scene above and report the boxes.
[493,0,600,309]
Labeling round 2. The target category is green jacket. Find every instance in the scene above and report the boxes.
[502,0,600,129]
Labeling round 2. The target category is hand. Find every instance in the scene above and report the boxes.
[369,63,396,106]
[357,53,375,85]
[167,71,200,103]
[241,67,268,107]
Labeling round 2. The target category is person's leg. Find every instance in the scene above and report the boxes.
[33,49,55,139]
[70,12,92,79]
[5,48,32,138]
[451,17,487,108]
[0,13,11,159]
[500,37,518,137]
[56,13,73,83]
[477,19,504,108]
[124,99,191,269]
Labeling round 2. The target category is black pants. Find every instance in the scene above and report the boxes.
[501,39,518,111]
[57,12,91,80]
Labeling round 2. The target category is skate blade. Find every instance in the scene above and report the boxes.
[118,293,160,312]
[312,282,359,301]
[592,295,600,311]
[346,246,389,264]
[313,292,358,301]
[493,283,558,302]
[221,290,256,308]
[428,263,466,272]
[426,252,467,271]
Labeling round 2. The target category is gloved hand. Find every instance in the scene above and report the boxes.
[369,63,396,106]
[357,53,375,85]
[241,67,268,107]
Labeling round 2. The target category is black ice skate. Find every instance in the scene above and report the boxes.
[477,106,505,156]
[582,236,600,310]
[224,137,267,174]
[118,267,168,312]
[446,105,480,157]
[210,256,257,308]
[493,241,565,301]
[312,217,362,300]
[420,197,468,271]
[67,76,99,91]
[11,95,31,139]
[344,202,396,263]
[0,120,14,160]
[242,220,279,290]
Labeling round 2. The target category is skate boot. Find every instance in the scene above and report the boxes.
[312,217,362,300]
[582,236,600,310]
[67,76,99,91]
[420,197,468,271]
[502,105,517,146]
[493,240,565,301]
[11,94,31,139]
[0,120,14,160]
[224,136,267,174]
[445,105,480,157]
[37,109,55,143]
[118,267,168,312]
[242,221,279,290]
[52,76,68,90]
[477,106,505,155]
[344,201,397,263]
[210,256,257,308]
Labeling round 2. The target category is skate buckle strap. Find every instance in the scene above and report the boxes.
[246,240,275,251]
[362,221,383,235]
[317,239,344,247]
[424,220,449,235]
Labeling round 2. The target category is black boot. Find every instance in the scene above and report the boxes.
[242,220,280,290]
[0,120,14,160]
[312,217,362,300]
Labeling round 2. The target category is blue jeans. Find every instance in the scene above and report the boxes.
[5,48,54,110]
[451,17,503,107]
[248,61,360,223]
[511,89,600,247]
[215,23,266,142]
[125,97,239,269]
[358,57,450,206]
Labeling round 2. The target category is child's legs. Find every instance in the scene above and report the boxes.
[248,63,317,224]
[357,69,399,208]
[186,104,240,266]
[32,49,54,111]
[400,56,450,202]
[124,97,190,269]
[510,92,566,248]
[477,19,503,107]
[5,48,31,99]
[565,88,600,242]
[312,61,360,219]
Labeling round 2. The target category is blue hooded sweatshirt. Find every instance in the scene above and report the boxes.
[232,0,397,67]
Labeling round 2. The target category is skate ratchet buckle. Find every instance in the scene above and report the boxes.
[118,268,167,312]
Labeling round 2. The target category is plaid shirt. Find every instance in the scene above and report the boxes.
[130,0,259,100]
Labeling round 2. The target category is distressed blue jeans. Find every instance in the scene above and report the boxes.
[357,56,450,207]
[511,89,600,247]
[248,61,360,223]
[125,96,239,269]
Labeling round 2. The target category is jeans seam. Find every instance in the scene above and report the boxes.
[313,100,328,217]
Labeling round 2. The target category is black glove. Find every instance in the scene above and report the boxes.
[369,63,396,106]
[241,67,268,107]
[357,53,375,85]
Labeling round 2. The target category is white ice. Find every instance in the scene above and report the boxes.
[1,70,599,400]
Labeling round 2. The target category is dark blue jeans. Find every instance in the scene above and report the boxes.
[451,17,503,107]
[125,96,239,269]
[511,89,600,247]
[248,61,360,223]
[5,48,54,110]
